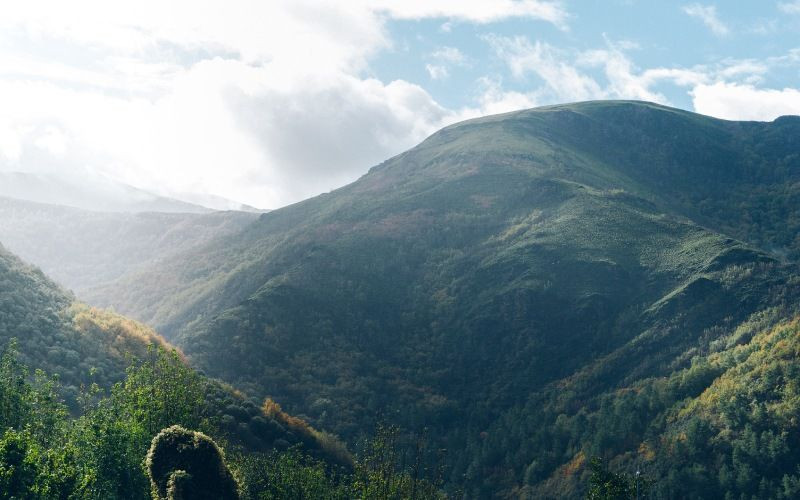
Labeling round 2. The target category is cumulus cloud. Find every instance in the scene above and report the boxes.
[683,4,730,36]
[230,71,454,203]
[692,83,800,121]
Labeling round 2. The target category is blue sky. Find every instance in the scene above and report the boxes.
[0,1,798,208]
[374,2,800,113]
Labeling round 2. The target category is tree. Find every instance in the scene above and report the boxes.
[586,457,650,500]
[146,425,239,500]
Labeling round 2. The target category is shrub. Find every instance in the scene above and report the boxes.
[146,425,239,500]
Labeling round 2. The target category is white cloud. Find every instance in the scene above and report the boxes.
[0,0,567,208]
[683,4,730,36]
[229,71,455,203]
[372,0,568,28]
[426,64,449,80]
[486,36,605,101]
[778,1,800,14]
[485,36,704,104]
[472,77,539,115]
[426,47,468,80]
[431,47,467,65]
[691,82,800,120]
[484,34,800,122]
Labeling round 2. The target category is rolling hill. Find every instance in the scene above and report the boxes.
[5,100,800,496]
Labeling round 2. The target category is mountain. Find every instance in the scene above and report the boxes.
[0,241,169,399]
[0,240,344,457]
[0,171,217,213]
[0,197,259,295]
[0,243,356,497]
[171,191,268,213]
[6,101,800,497]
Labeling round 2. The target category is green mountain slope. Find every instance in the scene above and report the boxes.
[517,308,800,499]
[0,242,168,399]
[0,243,341,465]
[12,101,800,496]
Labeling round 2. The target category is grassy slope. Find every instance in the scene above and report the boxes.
[15,101,800,496]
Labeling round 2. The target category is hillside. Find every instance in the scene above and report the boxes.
[4,101,799,496]
[0,197,258,295]
[0,242,168,399]
[55,101,796,496]
[0,243,453,498]
[0,242,343,466]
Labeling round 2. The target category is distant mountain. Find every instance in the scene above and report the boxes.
[0,170,266,214]
[7,101,800,497]
[0,171,217,213]
[0,196,259,295]
[173,191,269,213]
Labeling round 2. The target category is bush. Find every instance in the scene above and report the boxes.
[146,425,239,500]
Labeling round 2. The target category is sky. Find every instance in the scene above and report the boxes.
[0,1,799,209]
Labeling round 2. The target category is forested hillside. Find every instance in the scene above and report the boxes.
[35,101,793,497]
[0,242,165,398]
[0,244,374,497]
[3,101,799,497]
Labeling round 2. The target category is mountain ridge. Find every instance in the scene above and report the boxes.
[2,100,799,496]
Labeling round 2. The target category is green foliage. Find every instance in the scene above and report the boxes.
[350,424,446,500]
[0,428,38,498]
[586,457,650,500]
[236,446,350,500]
[0,339,446,499]
[146,425,239,500]
[0,243,176,408]
[235,426,445,500]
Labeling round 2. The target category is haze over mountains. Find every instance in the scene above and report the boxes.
[0,170,263,213]
[0,197,259,296]
[1,100,799,497]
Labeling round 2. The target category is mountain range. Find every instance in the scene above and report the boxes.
[1,100,799,497]
[0,171,264,213]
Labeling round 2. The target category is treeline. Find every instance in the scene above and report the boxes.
[0,341,445,499]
